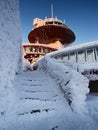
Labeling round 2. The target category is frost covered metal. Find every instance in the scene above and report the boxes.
[49,41,98,64]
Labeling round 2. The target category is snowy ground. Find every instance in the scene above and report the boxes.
[0,69,98,130]
[86,93,98,127]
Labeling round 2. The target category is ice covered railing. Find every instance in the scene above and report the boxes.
[48,41,98,56]
[35,56,89,114]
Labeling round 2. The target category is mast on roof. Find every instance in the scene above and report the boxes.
[51,4,54,18]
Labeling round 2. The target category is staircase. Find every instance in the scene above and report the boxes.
[1,69,97,130]
[13,70,72,130]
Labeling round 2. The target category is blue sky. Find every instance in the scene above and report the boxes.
[19,0,98,45]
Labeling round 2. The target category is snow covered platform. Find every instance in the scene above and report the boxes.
[0,69,98,130]
[48,41,98,70]
[45,41,98,91]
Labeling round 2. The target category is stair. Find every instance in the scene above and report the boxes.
[13,70,71,130]
[1,69,96,130]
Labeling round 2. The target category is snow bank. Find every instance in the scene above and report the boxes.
[37,56,89,114]
[22,58,32,71]
[0,0,21,112]
[78,63,98,81]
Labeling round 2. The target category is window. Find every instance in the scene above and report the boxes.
[29,47,33,52]
[44,48,49,54]
[39,47,41,52]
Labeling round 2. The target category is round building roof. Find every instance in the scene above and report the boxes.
[28,19,75,45]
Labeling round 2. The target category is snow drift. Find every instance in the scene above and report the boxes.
[0,0,21,113]
[22,58,32,71]
[36,56,89,114]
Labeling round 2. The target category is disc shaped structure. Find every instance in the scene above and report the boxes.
[28,24,75,44]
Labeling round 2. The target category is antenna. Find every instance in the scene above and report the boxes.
[63,19,65,24]
[51,4,54,18]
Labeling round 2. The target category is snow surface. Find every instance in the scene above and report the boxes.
[0,69,97,130]
[0,0,22,116]
[0,55,98,129]
[53,58,98,81]
[22,58,33,71]
[0,0,98,129]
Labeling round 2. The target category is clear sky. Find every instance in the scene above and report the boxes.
[19,0,98,45]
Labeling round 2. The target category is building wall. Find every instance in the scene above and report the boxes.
[0,0,22,111]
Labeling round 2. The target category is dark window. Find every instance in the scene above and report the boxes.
[29,47,33,52]
[44,49,49,54]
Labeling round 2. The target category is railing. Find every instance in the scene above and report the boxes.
[47,41,98,64]
[45,41,98,81]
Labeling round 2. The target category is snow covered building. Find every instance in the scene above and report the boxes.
[23,17,75,63]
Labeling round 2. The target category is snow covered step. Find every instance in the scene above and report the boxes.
[13,70,65,116]
[2,69,97,130]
